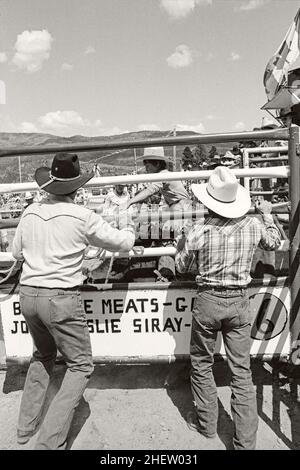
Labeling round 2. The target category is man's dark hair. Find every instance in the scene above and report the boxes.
[144,159,167,171]
[157,160,167,171]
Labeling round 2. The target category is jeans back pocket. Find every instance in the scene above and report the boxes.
[233,297,250,327]
[50,293,85,324]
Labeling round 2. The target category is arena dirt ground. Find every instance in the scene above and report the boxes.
[0,361,300,451]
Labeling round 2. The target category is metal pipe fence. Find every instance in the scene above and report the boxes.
[0,127,298,364]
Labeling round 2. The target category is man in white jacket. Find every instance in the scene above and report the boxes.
[12,152,135,450]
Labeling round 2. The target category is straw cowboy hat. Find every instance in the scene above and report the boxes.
[35,153,94,195]
[191,166,251,218]
[138,147,170,164]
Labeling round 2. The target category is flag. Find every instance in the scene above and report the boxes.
[263,8,300,101]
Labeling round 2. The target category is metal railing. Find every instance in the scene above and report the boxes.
[0,126,299,364]
[0,128,289,158]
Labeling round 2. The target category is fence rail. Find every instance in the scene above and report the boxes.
[0,126,298,365]
[0,129,289,158]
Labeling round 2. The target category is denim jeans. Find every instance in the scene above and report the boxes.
[190,287,258,449]
[18,285,94,450]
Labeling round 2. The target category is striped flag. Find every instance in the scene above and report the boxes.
[264,8,300,101]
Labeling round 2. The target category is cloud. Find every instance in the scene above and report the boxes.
[85,46,96,55]
[12,29,53,72]
[167,45,193,68]
[101,126,126,136]
[20,121,39,133]
[176,122,205,133]
[19,110,125,137]
[206,114,218,120]
[38,110,102,135]
[237,0,269,11]
[0,115,39,133]
[137,124,161,131]
[61,63,74,71]
[229,51,241,61]
[233,121,246,131]
[160,0,212,19]
[0,52,8,63]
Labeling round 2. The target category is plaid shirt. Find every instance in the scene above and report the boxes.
[175,214,281,288]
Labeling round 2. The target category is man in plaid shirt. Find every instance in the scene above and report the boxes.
[175,166,281,449]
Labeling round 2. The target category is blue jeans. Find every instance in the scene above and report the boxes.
[18,285,94,450]
[190,287,258,449]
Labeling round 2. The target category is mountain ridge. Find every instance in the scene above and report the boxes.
[0,130,232,184]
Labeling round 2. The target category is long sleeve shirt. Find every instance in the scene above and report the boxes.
[103,190,130,214]
[12,195,135,288]
[175,214,281,288]
[141,169,190,206]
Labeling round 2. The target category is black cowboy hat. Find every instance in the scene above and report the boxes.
[35,152,94,195]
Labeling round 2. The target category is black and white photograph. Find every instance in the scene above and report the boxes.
[0,0,300,455]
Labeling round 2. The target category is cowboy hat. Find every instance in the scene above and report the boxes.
[25,191,34,200]
[220,151,238,167]
[221,151,237,161]
[138,147,170,164]
[191,166,251,218]
[260,116,279,130]
[35,152,94,195]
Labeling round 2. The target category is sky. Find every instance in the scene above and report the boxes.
[0,0,300,137]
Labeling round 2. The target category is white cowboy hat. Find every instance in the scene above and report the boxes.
[191,166,251,218]
[25,191,34,200]
[260,116,279,130]
[138,147,170,163]
[222,151,236,160]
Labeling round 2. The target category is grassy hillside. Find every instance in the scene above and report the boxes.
[0,130,234,184]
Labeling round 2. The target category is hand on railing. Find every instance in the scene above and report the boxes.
[175,233,186,252]
[132,246,144,256]
[254,200,273,215]
[153,269,169,283]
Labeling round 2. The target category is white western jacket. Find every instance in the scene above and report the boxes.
[12,195,135,288]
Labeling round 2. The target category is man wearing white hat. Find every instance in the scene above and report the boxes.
[260,116,279,130]
[126,147,192,280]
[23,191,34,209]
[126,147,191,212]
[175,166,281,449]
[220,151,239,168]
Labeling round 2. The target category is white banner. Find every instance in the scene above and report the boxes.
[0,283,290,360]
